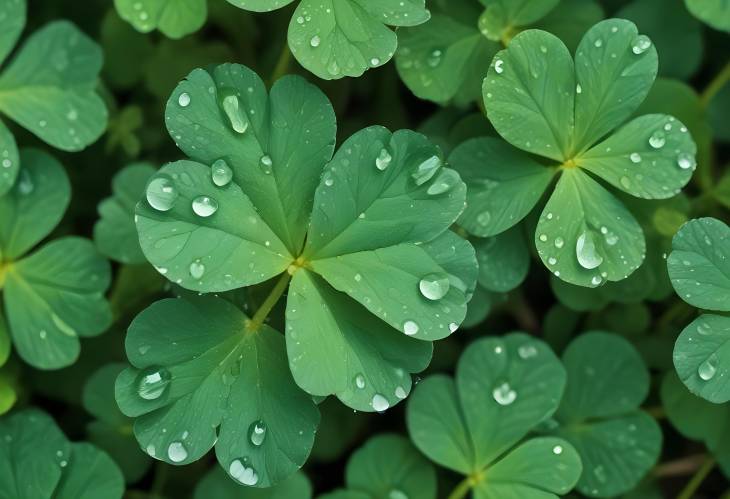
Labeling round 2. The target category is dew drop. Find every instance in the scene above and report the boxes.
[376,148,392,171]
[310,35,321,48]
[178,92,191,107]
[518,344,538,359]
[211,159,233,187]
[146,176,178,211]
[427,49,442,68]
[168,441,187,462]
[649,131,666,149]
[419,273,450,301]
[137,367,171,400]
[248,420,267,446]
[230,459,259,485]
[395,386,407,399]
[189,260,205,279]
[554,237,564,249]
[372,394,390,412]
[412,156,442,185]
[629,152,642,163]
[677,152,696,170]
[355,374,366,389]
[552,445,563,455]
[221,94,249,134]
[389,489,409,499]
[492,381,517,406]
[192,196,218,217]
[403,320,419,336]
[631,34,652,54]
[477,211,491,227]
[494,59,504,74]
[259,154,273,174]
[576,230,603,269]
[698,354,718,381]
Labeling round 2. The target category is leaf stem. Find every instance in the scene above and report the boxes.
[447,476,474,499]
[247,271,292,331]
[676,455,715,499]
[701,60,730,108]
[270,41,292,85]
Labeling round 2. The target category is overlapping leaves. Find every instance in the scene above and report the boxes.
[452,18,696,287]
[0,149,112,370]
[0,0,107,195]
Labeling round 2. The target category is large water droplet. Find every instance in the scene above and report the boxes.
[167,441,187,462]
[698,354,718,381]
[211,159,233,187]
[221,94,249,134]
[631,35,652,54]
[427,169,459,195]
[419,273,450,300]
[403,320,419,336]
[189,260,205,279]
[230,459,259,485]
[178,92,191,107]
[137,367,171,400]
[649,131,666,149]
[376,148,392,171]
[372,394,390,412]
[576,230,604,269]
[492,381,517,406]
[248,420,267,446]
[146,176,178,212]
[412,156,441,186]
[192,196,218,217]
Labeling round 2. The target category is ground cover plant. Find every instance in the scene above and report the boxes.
[0,0,729,497]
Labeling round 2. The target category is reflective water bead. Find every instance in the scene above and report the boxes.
[211,159,233,187]
[554,237,564,249]
[146,176,178,211]
[372,394,390,412]
[221,94,249,134]
[552,445,563,455]
[677,152,696,170]
[419,273,450,300]
[355,374,366,389]
[178,92,191,107]
[494,59,504,74]
[649,131,666,149]
[137,367,171,400]
[629,152,642,163]
[168,441,187,462]
[631,34,652,54]
[412,156,442,185]
[376,148,392,171]
[310,35,321,47]
[230,459,259,485]
[395,386,407,399]
[248,420,267,446]
[427,169,459,195]
[576,230,604,269]
[477,211,491,226]
[518,344,538,359]
[189,260,205,279]
[192,196,218,217]
[260,154,273,173]
[403,320,419,336]
[698,354,718,381]
[492,381,517,406]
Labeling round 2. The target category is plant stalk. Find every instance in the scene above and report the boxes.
[701,61,730,108]
[270,42,292,84]
[676,455,715,499]
[447,477,473,499]
[247,272,292,331]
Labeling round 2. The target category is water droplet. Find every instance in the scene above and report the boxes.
[698,354,718,381]
[178,92,191,107]
[376,148,392,171]
[230,459,259,485]
[576,83,582,94]
[552,445,563,455]
[677,152,696,170]
[192,196,218,217]
[630,152,642,163]
[355,374,366,389]
[477,211,491,227]
[427,49,442,68]
[146,176,178,211]
[427,169,459,195]
[395,386,407,399]
[370,57,380,66]
[412,156,441,186]
[494,59,504,74]
[449,323,458,333]
[167,441,187,462]
[403,320,419,336]
[221,94,249,134]
[576,230,603,269]
[649,131,666,149]
[211,159,233,187]
[620,176,631,189]
[591,275,603,286]
[492,381,517,406]
[189,260,205,279]
[248,420,267,446]
[419,273,450,300]
[518,344,538,359]
[594,39,603,48]
[310,35,321,47]
[372,394,390,412]
[631,34,652,54]
[137,367,171,400]
[554,237,564,249]
[259,154,273,173]
[389,489,409,499]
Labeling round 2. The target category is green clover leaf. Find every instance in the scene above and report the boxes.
[669,217,730,403]
[0,149,112,369]
[407,333,582,497]
[133,63,474,415]
[474,225,530,293]
[479,0,561,43]
[685,0,730,32]
[94,163,156,265]
[114,0,207,39]
[0,0,107,195]
[321,434,437,499]
[83,363,153,483]
[546,332,662,498]
[195,468,312,499]
[115,295,320,486]
[0,408,124,499]
[468,19,696,287]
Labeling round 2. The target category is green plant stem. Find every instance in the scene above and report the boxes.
[248,272,292,331]
[270,42,292,84]
[447,477,473,499]
[654,454,707,478]
[150,461,168,498]
[676,456,715,499]
[701,61,730,108]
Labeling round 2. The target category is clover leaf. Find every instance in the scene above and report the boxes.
[195,468,312,499]
[133,63,474,415]
[407,333,582,497]
[460,19,697,287]
[545,332,661,497]
[0,0,107,195]
[321,434,437,499]
[0,408,124,499]
[94,163,156,265]
[479,0,561,43]
[668,217,730,403]
[685,0,730,32]
[474,225,530,293]
[0,149,112,369]
[114,0,207,39]
[83,363,152,483]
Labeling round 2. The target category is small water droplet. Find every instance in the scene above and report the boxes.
[372,393,390,412]
[355,374,366,389]
[477,211,491,227]
[419,273,450,300]
[178,92,191,107]
[403,320,419,336]
[427,49,442,68]
[630,152,642,163]
[137,367,171,400]
[677,152,696,170]
[389,489,409,499]
[310,35,321,48]
[412,156,441,185]
[211,159,233,187]
[631,34,652,54]
[698,354,718,381]
[553,445,563,455]
[146,176,178,212]
[376,148,392,171]
[248,420,267,446]
[494,59,504,74]
[518,344,538,359]
[189,260,205,279]
[554,237,564,249]
[259,154,273,173]
[492,381,517,406]
[395,386,407,399]
[167,441,187,462]
[649,131,666,149]
[192,196,218,217]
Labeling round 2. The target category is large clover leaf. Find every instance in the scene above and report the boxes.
[114,0,207,39]
[685,0,730,32]
[669,217,730,403]
[133,63,474,417]
[0,149,112,369]
[544,332,661,497]
[0,408,124,499]
[457,19,697,287]
[0,0,107,196]
[407,333,582,498]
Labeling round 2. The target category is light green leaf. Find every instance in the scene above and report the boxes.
[450,137,554,237]
[115,296,320,487]
[479,0,560,42]
[226,0,297,13]
[163,64,336,256]
[0,0,25,66]
[114,0,207,39]
[0,21,107,151]
[579,114,696,199]
[571,19,658,154]
[668,217,730,311]
[286,269,432,411]
[195,468,311,499]
[483,29,575,162]
[94,163,155,265]
[550,332,661,498]
[475,226,530,293]
[685,0,730,31]
[53,443,125,499]
[288,0,430,80]
[0,119,19,196]
[535,169,645,287]
[4,237,112,369]
[0,148,70,261]
[344,434,436,499]
[407,333,566,475]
